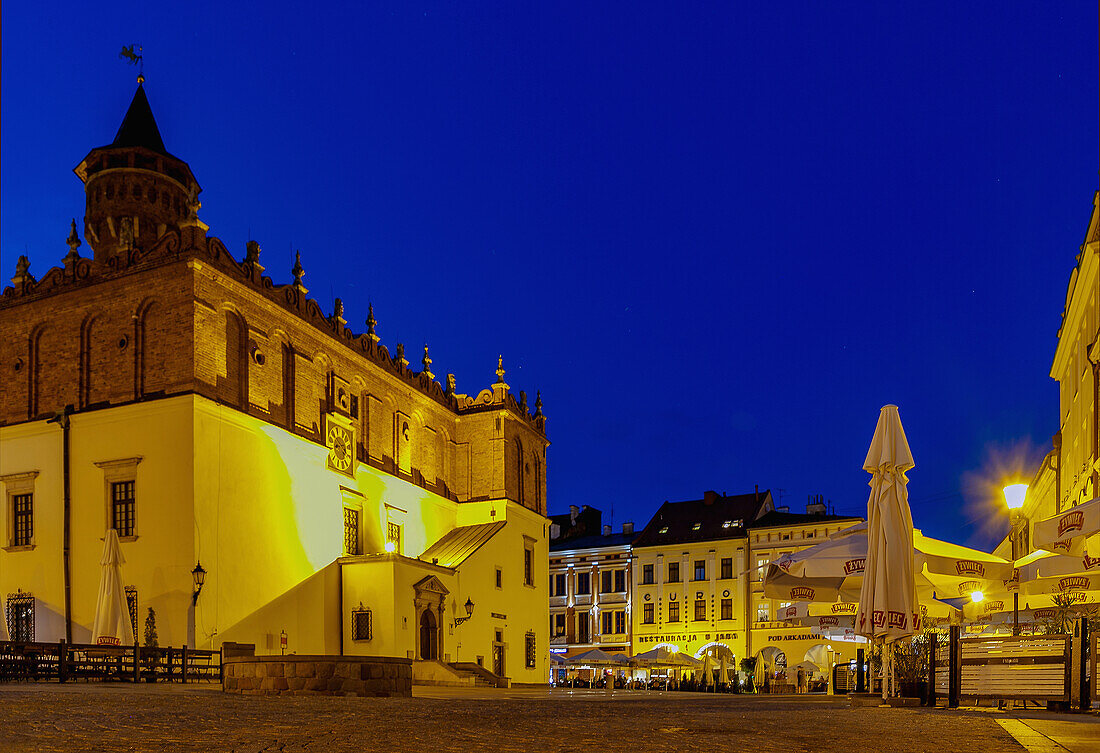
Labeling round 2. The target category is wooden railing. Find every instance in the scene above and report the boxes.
[958,635,1070,703]
[0,641,221,683]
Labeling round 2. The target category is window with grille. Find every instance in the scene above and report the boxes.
[667,601,680,623]
[111,481,135,537]
[386,522,402,554]
[694,599,707,621]
[125,587,138,639]
[525,632,536,668]
[643,603,654,624]
[720,557,733,580]
[352,607,372,641]
[6,592,34,642]
[344,508,361,555]
[13,494,32,546]
[721,598,733,620]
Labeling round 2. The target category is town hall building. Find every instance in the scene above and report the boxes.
[0,81,550,684]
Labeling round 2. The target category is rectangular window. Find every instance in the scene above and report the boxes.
[601,570,612,593]
[601,611,612,634]
[343,508,361,555]
[6,593,34,642]
[613,569,625,592]
[496,568,503,589]
[352,607,372,641]
[642,564,654,585]
[667,562,680,583]
[614,610,626,634]
[721,598,733,620]
[125,586,138,639]
[554,573,566,596]
[720,557,733,580]
[387,522,402,554]
[757,602,769,622]
[111,481,135,537]
[13,494,32,547]
[524,544,534,586]
[667,601,680,623]
[643,603,654,624]
[578,613,590,642]
[755,557,769,581]
[554,613,566,636]
[525,632,536,668]
[693,560,706,581]
[694,599,707,621]
[577,572,591,595]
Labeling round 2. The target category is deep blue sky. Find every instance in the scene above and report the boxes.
[3,3,1096,550]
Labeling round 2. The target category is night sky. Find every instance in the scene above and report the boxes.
[3,3,1097,550]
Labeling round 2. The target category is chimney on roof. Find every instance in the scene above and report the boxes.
[703,490,719,506]
[622,521,634,535]
[602,525,612,536]
[777,505,789,513]
[549,523,561,540]
[570,505,579,524]
[807,494,827,516]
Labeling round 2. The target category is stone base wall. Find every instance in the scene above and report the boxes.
[223,655,412,697]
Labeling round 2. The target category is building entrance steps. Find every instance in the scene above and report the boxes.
[411,660,474,687]
[448,661,510,688]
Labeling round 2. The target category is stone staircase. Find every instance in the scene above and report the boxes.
[448,662,509,688]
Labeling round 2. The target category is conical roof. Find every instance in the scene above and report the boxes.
[111,84,167,154]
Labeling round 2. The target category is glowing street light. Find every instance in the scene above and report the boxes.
[1003,483,1029,635]
[970,590,984,603]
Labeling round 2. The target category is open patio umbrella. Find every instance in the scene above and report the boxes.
[565,647,618,666]
[1033,496,1100,555]
[855,405,919,701]
[91,529,135,646]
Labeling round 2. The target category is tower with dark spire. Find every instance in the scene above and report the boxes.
[73,82,201,264]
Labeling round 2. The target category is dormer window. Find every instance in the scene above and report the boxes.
[722,520,732,528]
[692,523,701,531]
[659,526,669,534]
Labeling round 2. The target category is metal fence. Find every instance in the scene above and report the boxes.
[0,640,221,683]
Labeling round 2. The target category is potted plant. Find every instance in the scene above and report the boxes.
[740,657,757,693]
[142,608,159,682]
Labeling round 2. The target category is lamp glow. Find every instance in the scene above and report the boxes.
[1003,483,1028,511]
[971,591,984,603]
[384,541,396,553]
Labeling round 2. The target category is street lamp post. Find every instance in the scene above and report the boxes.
[1003,484,1028,636]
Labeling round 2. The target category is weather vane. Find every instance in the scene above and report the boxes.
[119,44,144,83]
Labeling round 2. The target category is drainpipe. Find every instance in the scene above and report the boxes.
[47,404,74,643]
[1090,346,1099,495]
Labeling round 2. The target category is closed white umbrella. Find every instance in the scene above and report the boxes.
[719,653,730,685]
[91,529,135,646]
[855,405,919,701]
[0,608,9,641]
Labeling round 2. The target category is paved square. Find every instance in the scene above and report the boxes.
[0,684,1054,752]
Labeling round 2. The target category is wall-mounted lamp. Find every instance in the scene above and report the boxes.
[191,561,207,605]
[454,598,475,627]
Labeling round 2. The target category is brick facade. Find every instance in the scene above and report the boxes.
[0,85,548,513]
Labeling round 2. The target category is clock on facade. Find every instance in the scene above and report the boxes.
[326,423,355,476]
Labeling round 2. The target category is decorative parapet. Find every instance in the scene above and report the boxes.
[0,227,547,436]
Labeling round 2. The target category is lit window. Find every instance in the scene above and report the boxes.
[386,522,402,554]
[692,523,702,531]
[525,632,536,668]
[757,602,769,622]
[659,526,669,534]
[722,520,732,528]
[343,508,361,555]
[6,592,34,642]
[693,560,706,581]
[553,613,566,637]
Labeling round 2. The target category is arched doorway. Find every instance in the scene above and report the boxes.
[420,610,438,660]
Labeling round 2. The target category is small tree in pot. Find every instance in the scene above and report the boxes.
[142,608,159,681]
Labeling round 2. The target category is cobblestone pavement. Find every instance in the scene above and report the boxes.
[0,683,1030,752]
